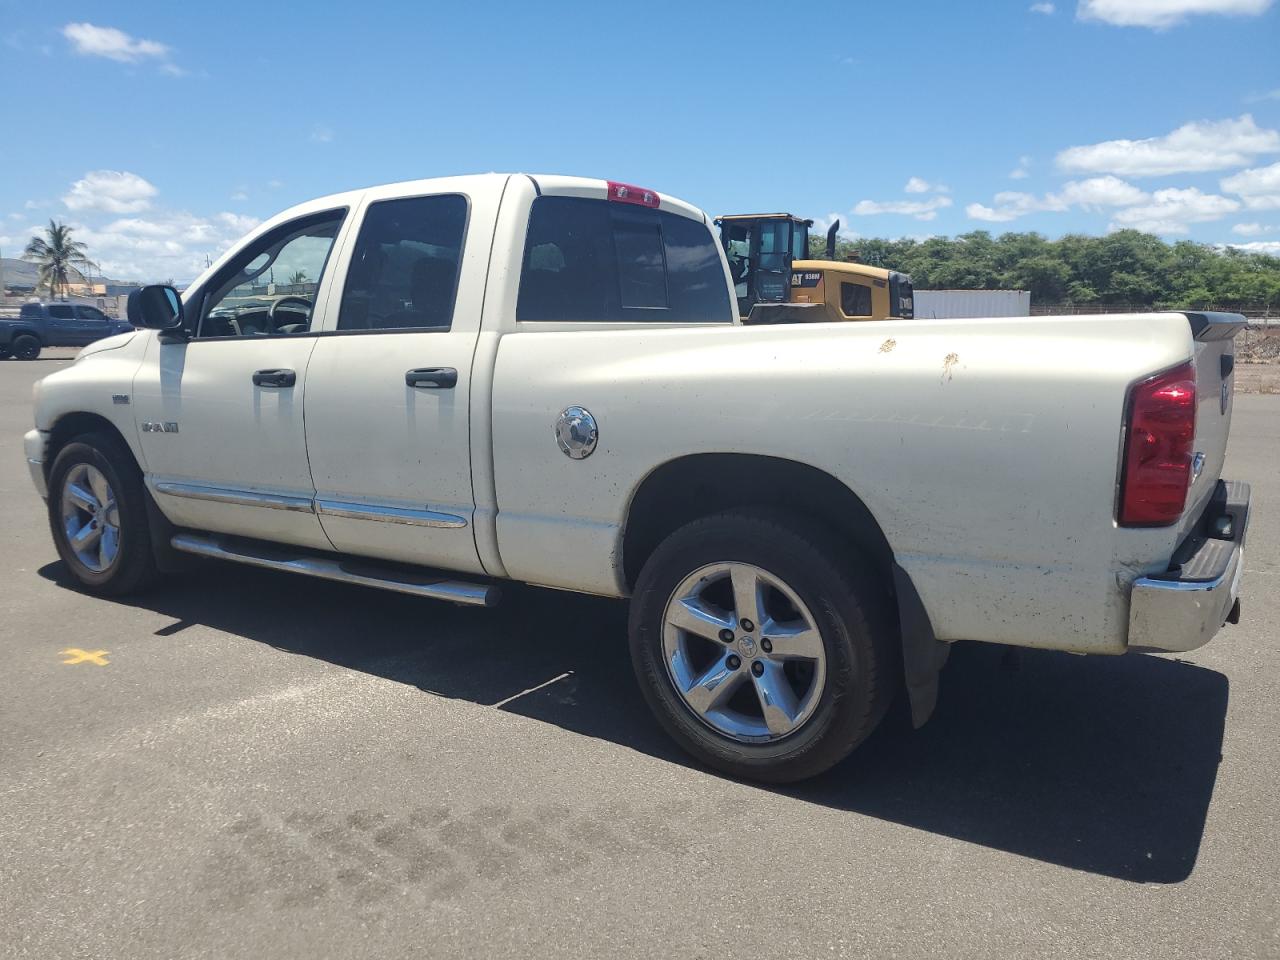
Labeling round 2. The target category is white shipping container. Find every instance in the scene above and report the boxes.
[913,289,1030,319]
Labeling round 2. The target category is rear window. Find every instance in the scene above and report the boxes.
[19,304,41,318]
[517,196,731,323]
[841,282,873,317]
[48,305,75,319]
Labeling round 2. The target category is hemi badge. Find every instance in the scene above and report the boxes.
[112,395,130,405]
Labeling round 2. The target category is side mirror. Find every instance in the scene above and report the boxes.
[127,285,184,331]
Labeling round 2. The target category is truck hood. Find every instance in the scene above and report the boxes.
[76,330,138,361]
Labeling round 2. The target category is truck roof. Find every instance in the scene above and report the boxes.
[793,259,893,281]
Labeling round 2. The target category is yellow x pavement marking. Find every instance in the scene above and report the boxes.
[60,648,110,666]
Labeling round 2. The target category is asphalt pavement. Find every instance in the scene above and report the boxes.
[1,352,1277,959]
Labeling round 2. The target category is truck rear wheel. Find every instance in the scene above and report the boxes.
[47,432,158,596]
[628,509,895,783]
[12,335,40,360]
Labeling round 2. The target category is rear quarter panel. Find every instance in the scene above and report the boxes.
[490,313,1196,653]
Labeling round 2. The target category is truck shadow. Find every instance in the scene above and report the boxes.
[40,558,1227,885]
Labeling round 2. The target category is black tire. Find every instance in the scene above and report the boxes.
[629,509,897,784]
[0,347,11,360]
[12,335,40,361]
[47,431,158,596]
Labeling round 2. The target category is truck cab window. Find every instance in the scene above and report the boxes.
[338,194,468,331]
[198,211,345,339]
[517,196,730,324]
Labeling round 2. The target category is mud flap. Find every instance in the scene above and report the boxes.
[144,487,187,573]
[893,562,950,728]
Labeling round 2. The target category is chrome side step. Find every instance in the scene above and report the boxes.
[170,533,500,607]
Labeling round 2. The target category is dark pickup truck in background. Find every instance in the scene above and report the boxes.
[0,303,134,360]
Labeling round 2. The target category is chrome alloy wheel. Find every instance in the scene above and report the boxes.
[662,562,827,743]
[60,463,121,573]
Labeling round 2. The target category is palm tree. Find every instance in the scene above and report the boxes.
[287,270,308,286]
[23,221,92,301]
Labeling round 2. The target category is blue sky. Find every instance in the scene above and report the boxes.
[1,0,1278,279]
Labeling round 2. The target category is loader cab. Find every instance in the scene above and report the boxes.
[715,214,811,317]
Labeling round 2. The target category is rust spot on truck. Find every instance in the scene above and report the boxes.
[942,352,960,382]
[879,338,896,354]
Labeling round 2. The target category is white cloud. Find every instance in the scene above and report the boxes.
[853,196,953,221]
[62,22,170,63]
[810,213,858,239]
[903,176,949,194]
[1109,187,1240,234]
[1056,175,1148,208]
[1030,2,1056,13]
[1078,0,1274,28]
[966,193,1044,222]
[966,176,1147,221]
[1232,222,1274,235]
[73,210,262,280]
[63,170,158,214]
[310,126,334,143]
[1221,160,1280,210]
[1057,115,1280,176]
[1009,156,1032,179]
[1225,240,1280,255]
[230,190,248,202]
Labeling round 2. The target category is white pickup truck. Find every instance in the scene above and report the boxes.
[25,174,1250,782]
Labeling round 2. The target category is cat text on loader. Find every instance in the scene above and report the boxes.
[715,213,914,324]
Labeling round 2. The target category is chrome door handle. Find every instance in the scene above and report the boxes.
[405,367,457,389]
[252,368,296,387]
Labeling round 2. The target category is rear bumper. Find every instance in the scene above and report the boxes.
[1128,480,1249,653]
[24,429,48,499]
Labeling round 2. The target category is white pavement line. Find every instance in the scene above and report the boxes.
[492,671,574,709]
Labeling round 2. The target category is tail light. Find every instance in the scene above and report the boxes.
[1118,362,1196,526]
[607,181,660,208]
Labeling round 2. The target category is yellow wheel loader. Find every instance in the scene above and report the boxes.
[715,213,914,324]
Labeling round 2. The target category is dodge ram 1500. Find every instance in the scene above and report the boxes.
[25,174,1250,782]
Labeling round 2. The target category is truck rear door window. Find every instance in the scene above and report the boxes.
[338,194,467,332]
[517,196,730,323]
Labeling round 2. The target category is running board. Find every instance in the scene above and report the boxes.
[170,533,500,607]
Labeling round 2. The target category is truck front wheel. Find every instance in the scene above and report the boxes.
[628,509,896,783]
[47,432,158,596]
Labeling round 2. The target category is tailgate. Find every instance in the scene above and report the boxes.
[1180,311,1246,534]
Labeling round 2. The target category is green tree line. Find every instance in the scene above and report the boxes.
[811,229,1280,309]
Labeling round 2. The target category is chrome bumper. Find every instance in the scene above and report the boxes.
[1129,480,1249,653]
[24,429,48,498]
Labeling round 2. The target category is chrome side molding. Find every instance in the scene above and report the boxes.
[154,482,468,528]
[170,533,498,607]
[315,499,468,528]
[154,481,314,513]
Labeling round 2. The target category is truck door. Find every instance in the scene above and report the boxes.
[132,209,348,551]
[302,184,496,575]
[73,305,113,343]
[44,304,80,345]
[753,219,793,307]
